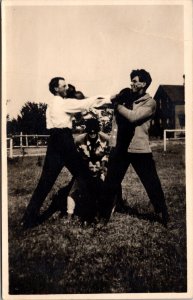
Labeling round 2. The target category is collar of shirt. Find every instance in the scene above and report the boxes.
[133,93,151,104]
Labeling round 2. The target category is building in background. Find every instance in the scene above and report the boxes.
[150,84,185,138]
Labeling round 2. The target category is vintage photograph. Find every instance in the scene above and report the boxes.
[2,0,193,299]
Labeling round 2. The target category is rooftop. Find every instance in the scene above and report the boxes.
[154,85,184,103]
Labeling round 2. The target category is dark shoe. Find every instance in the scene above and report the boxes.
[80,216,98,227]
[161,209,169,227]
[97,212,110,225]
[98,205,112,222]
[155,208,169,227]
[20,215,40,229]
[115,198,130,213]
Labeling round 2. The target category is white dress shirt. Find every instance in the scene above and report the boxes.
[46,95,111,129]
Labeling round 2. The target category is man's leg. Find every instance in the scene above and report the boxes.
[21,142,65,227]
[62,136,102,222]
[131,153,169,224]
[100,148,130,220]
[22,129,102,227]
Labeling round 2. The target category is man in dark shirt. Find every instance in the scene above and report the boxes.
[100,69,169,227]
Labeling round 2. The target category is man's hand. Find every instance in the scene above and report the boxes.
[111,88,133,110]
[88,108,98,117]
[110,94,117,101]
[110,94,120,110]
[94,96,111,108]
[101,166,108,177]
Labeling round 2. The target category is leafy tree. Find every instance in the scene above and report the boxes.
[17,102,47,134]
[7,114,20,135]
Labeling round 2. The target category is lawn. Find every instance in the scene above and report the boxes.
[7,142,186,294]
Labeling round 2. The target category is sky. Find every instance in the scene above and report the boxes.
[4,2,184,118]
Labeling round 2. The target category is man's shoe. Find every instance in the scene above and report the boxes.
[115,199,130,213]
[161,209,169,227]
[20,216,40,229]
[155,208,169,227]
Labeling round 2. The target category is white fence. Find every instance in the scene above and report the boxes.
[7,130,186,157]
[163,129,185,151]
[7,134,50,158]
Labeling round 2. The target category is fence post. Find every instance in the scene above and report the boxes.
[20,132,23,148]
[164,130,167,151]
[10,138,13,158]
[26,134,28,147]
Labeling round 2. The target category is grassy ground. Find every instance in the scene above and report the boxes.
[7,142,186,294]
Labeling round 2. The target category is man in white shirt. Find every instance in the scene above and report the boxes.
[21,77,111,229]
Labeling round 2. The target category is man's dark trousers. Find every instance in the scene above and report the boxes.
[102,147,167,218]
[23,128,100,224]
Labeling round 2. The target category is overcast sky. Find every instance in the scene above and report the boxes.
[4,2,184,118]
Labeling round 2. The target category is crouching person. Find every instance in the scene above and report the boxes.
[66,160,106,223]
[66,118,110,224]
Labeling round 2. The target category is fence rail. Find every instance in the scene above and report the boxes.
[163,129,185,151]
[7,134,50,158]
[7,130,186,158]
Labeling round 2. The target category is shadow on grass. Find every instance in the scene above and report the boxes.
[119,205,163,225]
[39,187,163,228]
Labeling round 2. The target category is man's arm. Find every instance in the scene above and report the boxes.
[99,131,111,142]
[116,98,156,124]
[73,133,86,145]
[60,95,111,114]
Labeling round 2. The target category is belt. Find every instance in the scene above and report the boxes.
[49,128,71,134]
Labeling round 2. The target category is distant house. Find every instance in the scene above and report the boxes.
[150,85,185,138]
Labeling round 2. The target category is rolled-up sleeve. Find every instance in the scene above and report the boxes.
[117,99,156,124]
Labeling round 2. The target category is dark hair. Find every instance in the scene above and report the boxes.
[66,84,76,98]
[75,91,85,99]
[66,84,85,99]
[130,69,152,90]
[85,118,100,133]
[49,77,64,95]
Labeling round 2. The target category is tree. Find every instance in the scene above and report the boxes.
[17,102,47,134]
[7,115,20,135]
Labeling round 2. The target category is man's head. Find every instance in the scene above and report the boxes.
[130,69,152,94]
[85,118,100,140]
[49,77,69,98]
[89,161,101,177]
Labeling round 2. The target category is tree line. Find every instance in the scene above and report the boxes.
[7,102,48,136]
[7,101,113,136]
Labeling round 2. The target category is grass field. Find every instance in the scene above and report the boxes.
[7,142,186,295]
